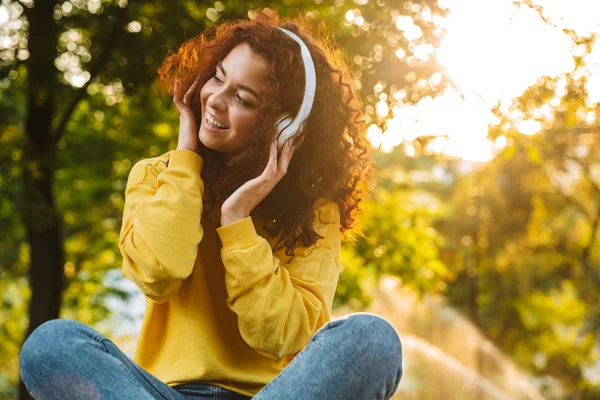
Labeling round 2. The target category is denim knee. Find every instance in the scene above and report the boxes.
[20,319,86,382]
[344,313,403,375]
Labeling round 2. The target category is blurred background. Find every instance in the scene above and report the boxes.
[1,0,599,399]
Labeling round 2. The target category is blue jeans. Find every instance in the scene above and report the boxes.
[20,313,403,399]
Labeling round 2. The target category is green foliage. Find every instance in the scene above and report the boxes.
[435,53,600,395]
[1,1,450,397]
[515,280,595,369]
[334,244,376,310]
[335,149,450,310]
[2,0,600,398]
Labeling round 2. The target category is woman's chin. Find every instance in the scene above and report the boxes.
[199,129,227,153]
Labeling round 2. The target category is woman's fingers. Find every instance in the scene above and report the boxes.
[277,140,295,176]
[173,80,187,113]
[184,74,203,105]
[173,78,201,152]
[220,141,296,221]
[261,141,294,185]
[263,142,278,178]
[173,80,182,101]
[174,75,202,114]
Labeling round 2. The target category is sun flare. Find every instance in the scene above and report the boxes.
[378,0,600,162]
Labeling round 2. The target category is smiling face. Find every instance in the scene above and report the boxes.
[198,42,269,157]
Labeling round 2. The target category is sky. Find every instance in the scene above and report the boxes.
[370,0,600,161]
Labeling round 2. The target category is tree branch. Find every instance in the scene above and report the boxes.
[565,156,600,198]
[19,0,44,20]
[580,211,600,290]
[552,158,600,289]
[51,6,127,142]
[583,166,600,198]
[0,63,16,81]
[546,168,594,220]
[514,0,554,27]
[546,126,600,137]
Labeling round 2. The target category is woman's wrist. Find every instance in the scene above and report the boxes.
[221,211,249,226]
[176,144,200,154]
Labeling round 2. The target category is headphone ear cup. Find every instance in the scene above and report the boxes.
[275,112,296,149]
[275,113,294,134]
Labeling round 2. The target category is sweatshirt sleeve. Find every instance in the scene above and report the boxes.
[216,201,341,360]
[119,150,204,304]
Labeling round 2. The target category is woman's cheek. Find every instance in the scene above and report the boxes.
[238,115,258,142]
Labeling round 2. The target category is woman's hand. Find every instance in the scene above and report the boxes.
[173,77,203,154]
[221,141,295,226]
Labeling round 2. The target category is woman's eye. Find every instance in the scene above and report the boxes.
[236,94,250,106]
[209,74,251,106]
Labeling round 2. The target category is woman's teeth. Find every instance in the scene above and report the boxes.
[207,114,228,129]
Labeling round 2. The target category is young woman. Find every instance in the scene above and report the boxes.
[20,11,403,400]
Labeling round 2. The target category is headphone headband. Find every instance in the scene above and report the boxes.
[275,27,316,149]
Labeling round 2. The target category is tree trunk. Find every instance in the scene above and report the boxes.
[18,147,64,400]
[18,1,62,399]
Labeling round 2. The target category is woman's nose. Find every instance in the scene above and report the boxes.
[206,89,227,111]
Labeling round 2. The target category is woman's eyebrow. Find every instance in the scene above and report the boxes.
[216,61,262,101]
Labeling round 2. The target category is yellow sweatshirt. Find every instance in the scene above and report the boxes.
[118,149,341,397]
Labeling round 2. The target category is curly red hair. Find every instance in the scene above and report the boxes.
[157,10,370,256]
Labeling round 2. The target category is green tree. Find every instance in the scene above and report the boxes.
[0,1,449,398]
[434,28,600,396]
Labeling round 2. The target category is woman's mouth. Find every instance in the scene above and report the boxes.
[204,114,229,131]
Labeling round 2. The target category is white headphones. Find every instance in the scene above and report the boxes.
[275,27,316,150]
